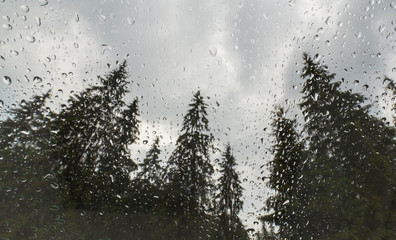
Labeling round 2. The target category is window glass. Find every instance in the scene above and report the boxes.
[1,0,395,239]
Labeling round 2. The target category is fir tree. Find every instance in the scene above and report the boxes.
[261,107,304,239]
[130,136,165,215]
[166,91,215,239]
[137,136,164,188]
[217,143,245,240]
[298,53,396,239]
[55,61,140,210]
[0,92,61,238]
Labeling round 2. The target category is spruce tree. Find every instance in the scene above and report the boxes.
[131,136,165,215]
[0,92,61,238]
[382,76,396,236]
[166,91,215,239]
[217,143,245,240]
[298,53,396,239]
[261,107,304,239]
[55,61,140,210]
[137,136,164,188]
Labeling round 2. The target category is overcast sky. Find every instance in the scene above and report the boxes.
[1,0,396,233]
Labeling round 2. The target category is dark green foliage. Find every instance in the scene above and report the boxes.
[261,107,304,239]
[166,91,216,239]
[0,63,250,239]
[261,53,396,239]
[299,53,396,239]
[123,136,166,221]
[217,143,247,240]
[0,92,63,238]
[2,54,395,239]
[256,224,277,240]
[137,136,164,188]
[0,63,251,238]
[55,61,140,210]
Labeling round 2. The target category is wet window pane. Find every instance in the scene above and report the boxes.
[1,0,395,239]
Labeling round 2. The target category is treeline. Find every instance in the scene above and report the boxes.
[0,61,247,239]
[1,53,396,240]
[258,54,396,239]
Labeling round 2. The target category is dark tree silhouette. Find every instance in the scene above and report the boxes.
[166,91,215,239]
[297,53,396,239]
[217,143,245,240]
[137,136,164,188]
[261,107,304,239]
[0,92,61,238]
[55,61,140,210]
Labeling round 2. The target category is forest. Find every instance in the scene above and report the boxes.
[0,53,395,240]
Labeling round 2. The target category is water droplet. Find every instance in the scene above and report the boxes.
[355,32,362,38]
[20,5,29,13]
[0,100,3,109]
[143,140,148,145]
[354,80,359,85]
[35,17,41,26]
[50,182,59,189]
[61,73,67,78]
[378,25,386,33]
[209,48,217,56]
[2,76,11,85]
[44,173,54,179]
[2,16,10,21]
[74,43,79,48]
[127,16,135,25]
[325,16,331,25]
[49,205,59,211]
[2,23,12,30]
[33,76,42,83]
[74,13,79,22]
[391,2,396,9]
[313,54,322,62]
[38,0,48,6]
[101,44,112,54]
[99,14,106,22]
[26,35,36,43]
